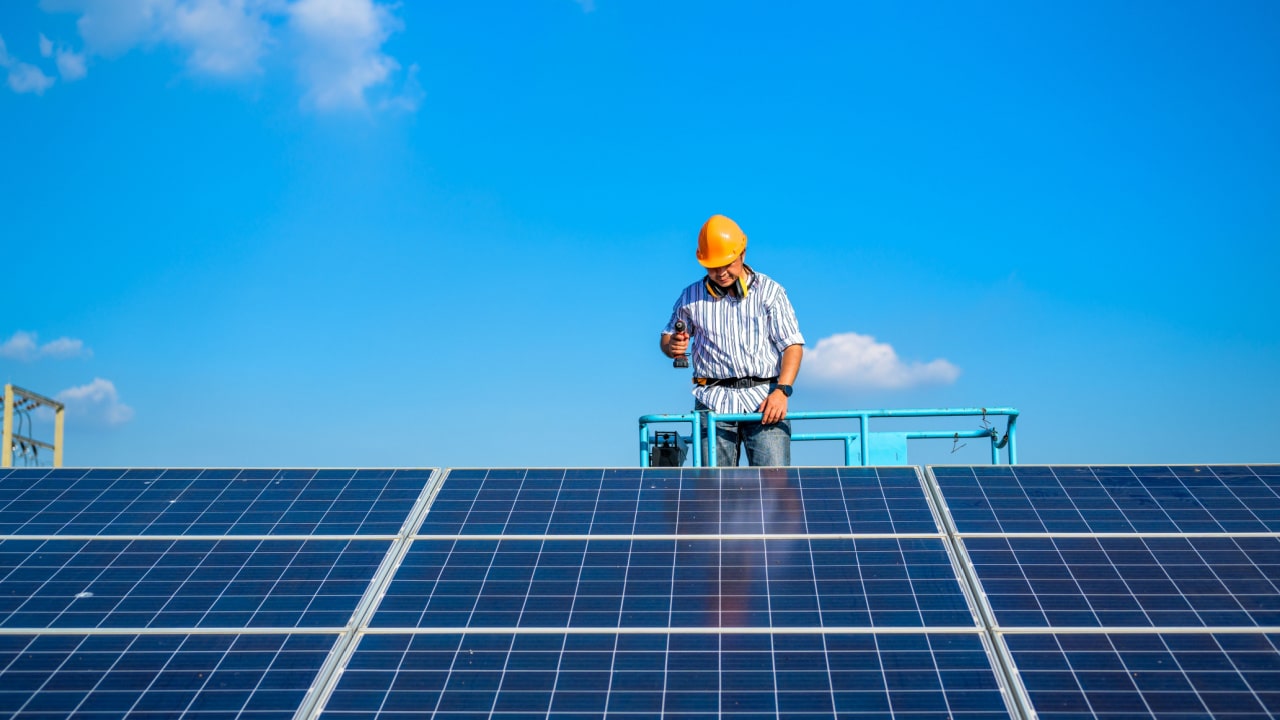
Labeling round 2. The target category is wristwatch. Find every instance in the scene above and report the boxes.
[773,384,793,398]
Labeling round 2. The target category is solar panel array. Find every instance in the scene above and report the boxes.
[930,465,1280,720]
[1,464,1277,719]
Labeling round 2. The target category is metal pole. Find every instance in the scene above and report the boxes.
[1,385,12,468]
[858,414,869,466]
[53,405,64,468]
[707,413,718,467]
[639,421,649,467]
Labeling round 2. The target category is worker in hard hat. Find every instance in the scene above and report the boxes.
[660,214,805,466]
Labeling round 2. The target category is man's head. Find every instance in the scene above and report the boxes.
[697,214,748,288]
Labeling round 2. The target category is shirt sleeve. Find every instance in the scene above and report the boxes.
[767,288,804,352]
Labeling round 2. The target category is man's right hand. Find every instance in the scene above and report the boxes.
[663,330,690,359]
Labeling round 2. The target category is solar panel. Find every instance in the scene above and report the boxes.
[371,537,975,629]
[0,537,392,629]
[324,631,1010,718]
[419,467,940,536]
[0,632,336,719]
[0,468,433,536]
[963,535,1280,628]
[1004,632,1280,718]
[931,465,1280,534]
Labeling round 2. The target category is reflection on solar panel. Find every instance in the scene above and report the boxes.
[931,464,1280,720]
[373,537,973,629]
[2,464,1277,719]
[419,467,939,535]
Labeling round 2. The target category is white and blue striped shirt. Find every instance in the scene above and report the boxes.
[663,268,804,413]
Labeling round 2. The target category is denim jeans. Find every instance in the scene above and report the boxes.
[696,401,791,467]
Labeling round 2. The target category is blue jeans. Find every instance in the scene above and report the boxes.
[696,401,791,467]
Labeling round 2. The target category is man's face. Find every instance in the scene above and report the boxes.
[705,254,745,288]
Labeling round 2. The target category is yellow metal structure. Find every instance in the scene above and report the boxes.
[2,384,65,467]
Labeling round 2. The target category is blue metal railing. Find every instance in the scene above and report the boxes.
[638,407,1019,467]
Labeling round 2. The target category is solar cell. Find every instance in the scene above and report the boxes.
[419,467,939,536]
[965,536,1280,628]
[1005,632,1280,719]
[930,465,1280,534]
[372,537,976,629]
[322,631,1010,719]
[0,632,335,719]
[0,468,433,536]
[0,537,392,629]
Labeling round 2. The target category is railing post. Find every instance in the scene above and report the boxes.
[706,413,718,467]
[858,414,869,466]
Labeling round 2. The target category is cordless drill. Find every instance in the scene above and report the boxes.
[672,320,689,368]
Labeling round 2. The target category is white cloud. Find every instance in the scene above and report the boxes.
[56,47,87,80]
[55,378,135,427]
[288,0,401,110]
[169,0,272,75]
[0,331,92,361]
[39,33,54,57]
[32,0,415,111]
[0,34,10,66]
[34,0,413,111]
[7,61,57,94]
[804,332,961,390]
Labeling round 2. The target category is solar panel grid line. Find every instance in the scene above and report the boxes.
[354,626,995,635]
[0,625,350,635]
[410,532,948,540]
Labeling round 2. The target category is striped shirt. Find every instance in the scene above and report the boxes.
[663,268,804,413]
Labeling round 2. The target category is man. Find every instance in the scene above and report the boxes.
[660,214,804,466]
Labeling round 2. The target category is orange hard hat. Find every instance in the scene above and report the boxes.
[696,214,747,268]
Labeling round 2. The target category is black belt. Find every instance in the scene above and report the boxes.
[693,376,777,389]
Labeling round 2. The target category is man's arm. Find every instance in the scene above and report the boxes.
[758,343,803,424]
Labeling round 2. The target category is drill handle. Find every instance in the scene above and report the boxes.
[672,320,690,369]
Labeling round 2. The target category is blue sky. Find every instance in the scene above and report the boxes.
[2,0,1277,468]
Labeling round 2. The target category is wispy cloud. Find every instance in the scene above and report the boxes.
[1,35,58,95]
[55,378,135,427]
[0,331,92,361]
[56,47,87,80]
[804,332,960,390]
[288,0,404,111]
[30,0,415,111]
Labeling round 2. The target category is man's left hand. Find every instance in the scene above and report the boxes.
[758,390,788,425]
